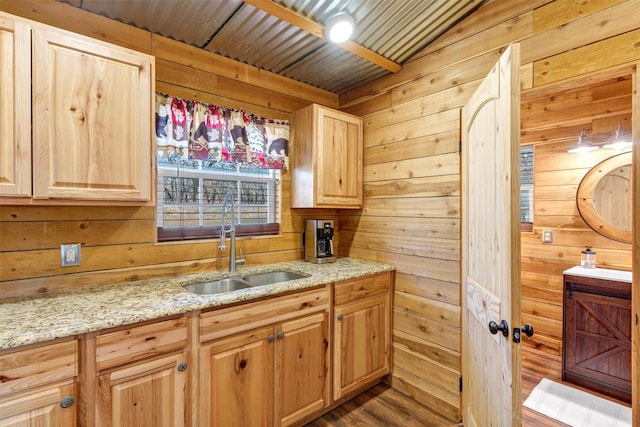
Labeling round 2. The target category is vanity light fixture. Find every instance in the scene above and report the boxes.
[603,122,632,150]
[325,12,355,43]
[567,128,599,154]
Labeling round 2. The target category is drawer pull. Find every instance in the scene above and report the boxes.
[277,332,285,340]
[177,362,188,372]
[60,396,74,409]
[337,314,343,321]
[267,335,274,343]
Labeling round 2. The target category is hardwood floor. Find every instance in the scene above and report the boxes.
[305,383,458,427]
[521,345,631,427]
[306,346,631,426]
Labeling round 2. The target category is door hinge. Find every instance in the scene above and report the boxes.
[458,140,462,155]
[459,376,463,392]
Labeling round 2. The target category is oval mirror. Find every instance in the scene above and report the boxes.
[576,151,632,243]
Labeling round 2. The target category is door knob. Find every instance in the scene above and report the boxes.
[488,320,509,337]
[521,324,534,337]
[513,323,534,343]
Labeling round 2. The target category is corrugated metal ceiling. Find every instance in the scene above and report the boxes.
[60,0,484,94]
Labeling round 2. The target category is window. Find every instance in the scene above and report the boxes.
[154,94,288,242]
[157,162,280,242]
[520,144,534,231]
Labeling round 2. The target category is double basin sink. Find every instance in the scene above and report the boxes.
[184,270,310,295]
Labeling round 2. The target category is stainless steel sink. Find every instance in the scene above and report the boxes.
[183,278,252,295]
[241,271,310,287]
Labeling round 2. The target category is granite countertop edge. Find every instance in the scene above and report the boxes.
[0,257,394,350]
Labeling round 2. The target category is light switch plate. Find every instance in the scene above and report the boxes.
[542,230,553,243]
[61,243,81,267]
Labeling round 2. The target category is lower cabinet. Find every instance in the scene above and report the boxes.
[203,326,274,426]
[333,272,391,400]
[0,271,393,427]
[96,352,188,427]
[198,287,331,427]
[563,273,632,403]
[92,317,189,427]
[0,383,77,427]
[0,340,78,426]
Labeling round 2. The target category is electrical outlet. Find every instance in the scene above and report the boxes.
[60,243,81,267]
[542,230,553,243]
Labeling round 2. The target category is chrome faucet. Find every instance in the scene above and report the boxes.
[219,191,245,272]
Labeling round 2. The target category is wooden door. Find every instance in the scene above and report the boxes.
[32,26,153,203]
[316,106,363,207]
[201,325,274,427]
[275,312,330,426]
[0,14,30,199]
[461,44,521,426]
[96,352,187,427]
[0,383,77,427]
[333,294,389,400]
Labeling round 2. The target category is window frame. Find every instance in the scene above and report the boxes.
[520,144,534,232]
[156,162,281,242]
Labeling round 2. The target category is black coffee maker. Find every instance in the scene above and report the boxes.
[304,219,336,263]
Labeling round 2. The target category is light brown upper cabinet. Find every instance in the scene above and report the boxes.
[0,14,31,199]
[291,104,363,208]
[0,12,154,205]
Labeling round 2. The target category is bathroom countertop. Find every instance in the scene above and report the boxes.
[563,266,632,283]
[0,257,394,350]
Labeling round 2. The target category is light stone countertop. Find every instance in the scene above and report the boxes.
[0,257,394,350]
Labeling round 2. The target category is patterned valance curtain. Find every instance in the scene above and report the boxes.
[155,94,289,170]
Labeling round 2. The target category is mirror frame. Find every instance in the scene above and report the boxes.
[576,151,632,243]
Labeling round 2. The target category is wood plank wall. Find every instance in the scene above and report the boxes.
[0,0,339,298]
[338,0,639,422]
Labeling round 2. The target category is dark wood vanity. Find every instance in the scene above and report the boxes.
[562,267,632,403]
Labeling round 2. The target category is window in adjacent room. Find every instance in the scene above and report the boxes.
[155,95,287,242]
[520,144,534,231]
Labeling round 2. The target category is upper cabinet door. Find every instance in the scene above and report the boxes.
[0,15,31,198]
[316,107,363,207]
[32,26,154,203]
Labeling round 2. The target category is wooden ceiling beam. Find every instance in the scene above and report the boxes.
[243,0,402,74]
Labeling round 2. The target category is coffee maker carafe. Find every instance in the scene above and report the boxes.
[305,219,336,263]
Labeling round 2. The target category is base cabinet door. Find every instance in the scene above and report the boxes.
[276,312,330,426]
[200,326,274,427]
[96,352,187,427]
[0,339,78,427]
[0,383,77,427]
[334,294,390,400]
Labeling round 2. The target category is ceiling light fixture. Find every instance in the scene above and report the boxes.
[325,12,354,43]
[567,128,599,154]
[603,122,632,150]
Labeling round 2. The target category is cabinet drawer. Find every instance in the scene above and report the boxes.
[0,340,77,397]
[96,317,188,371]
[334,272,390,306]
[200,287,330,342]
